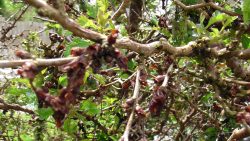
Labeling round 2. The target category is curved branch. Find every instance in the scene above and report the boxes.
[24,0,201,56]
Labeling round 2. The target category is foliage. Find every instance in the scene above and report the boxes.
[0,0,35,20]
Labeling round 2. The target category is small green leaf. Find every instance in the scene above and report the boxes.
[37,107,54,120]
[65,37,92,56]
[241,34,250,48]
[84,68,93,83]
[205,13,224,29]
[86,3,98,18]
[20,135,33,141]
[221,16,237,31]
[93,74,106,85]
[200,13,206,25]
[120,25,128,36]
[10,78,30,86]
[128,59,137,70]
[77,15,98,29]
[63,118,78,134]
[150,15,158,26]
[33,73,44,87]
[119,72,129,79]
[204,127,218,140]
[210,28,220,38]
[201,92,213,103]
[58,75,68,87]
[243,0,250,25]
[80,100,100,116]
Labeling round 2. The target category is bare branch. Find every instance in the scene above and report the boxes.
[33,16,57,23]
[0,102,35,114]
[0,57,77,68]
[120,67,141,141]
[162,63,173,87]
[222,78,250,85]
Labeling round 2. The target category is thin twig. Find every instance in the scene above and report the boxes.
[222,78,250,85]
[162,63,173,87]
[111,0,132,20]
[119,67,141,141]
[1,5,30,41]
[33,16,57,23]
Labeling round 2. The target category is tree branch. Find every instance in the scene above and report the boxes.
[111,0,132,20]
[227,127,250,141]
[0,57,77,68]
[0,102,34,114]
[162,63,173,87]
[23,0,211,56]
[119,67,141,141]
[173,0,240,16]
[24,0,106,43]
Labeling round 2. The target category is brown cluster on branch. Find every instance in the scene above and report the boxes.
[15,35,129,127]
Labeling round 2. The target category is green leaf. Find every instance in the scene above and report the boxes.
[63,118,78,134]
[33,73,44,87]
[128,59,137,70]
[243,0,250,25]
[204,127,218,140]
[10,78,30,86]
[119,72,129,79]
[77,15,98,29]
[241,34,250,48]
[97,0,110,29]
[200,13,206,25]
[37,107,54,120]
[93,74,106,85]
[120,25,128,36]
[20,134,33,141]
[86,3,98,18]
[58,75,68,87]
[150,15,158,26]
[6,87,30,96]
[201,92,213,103]
[45,23,63,34]
[80,100,100,116]
[84,68,93,83]
[205,13,224,29]
[221,16,237,31]
[65,37,92,56]
[210,28,220,38]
